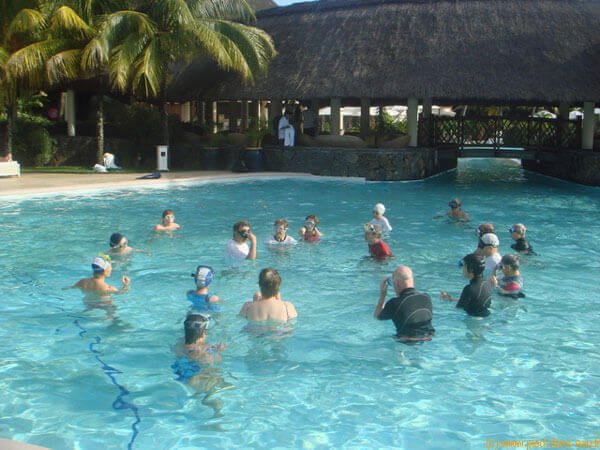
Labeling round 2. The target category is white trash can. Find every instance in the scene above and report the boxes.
[156,145,169,171]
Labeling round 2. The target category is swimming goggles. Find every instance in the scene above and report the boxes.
[458,259,464,268]
[305,221,315,229]
[364,223,377,233]
[449,201,459,208]
[508,228,516,234]
[98,253,112,262]
[497,264,505,270]
[274,225,287,231]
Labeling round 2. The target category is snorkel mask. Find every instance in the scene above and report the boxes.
[305,221,315,229]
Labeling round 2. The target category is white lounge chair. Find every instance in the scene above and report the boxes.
[0,161,21,177]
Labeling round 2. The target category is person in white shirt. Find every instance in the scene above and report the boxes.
[225,220,257,260]
[368,203,392,233]
[278,111,295,146]
[267,219,297,246]
[480,233,502,281]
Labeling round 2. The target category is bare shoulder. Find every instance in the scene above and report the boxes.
[285,301,298,318]
[238,301,252,316]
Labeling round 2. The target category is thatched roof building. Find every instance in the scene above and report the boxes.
[170,0,600,105]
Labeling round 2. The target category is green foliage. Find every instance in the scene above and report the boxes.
[245,118,269,147]
[374,112,407,135]
[0,111,57,165]
[207,133,230,147]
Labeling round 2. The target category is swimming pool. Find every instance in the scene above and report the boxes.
[1,159,599,449]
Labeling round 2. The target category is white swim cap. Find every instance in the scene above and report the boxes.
[481,233,500,248]
[92,253,111,273]
[373,203,386,215]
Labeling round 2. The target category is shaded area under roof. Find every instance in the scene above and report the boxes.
[169,0,600,105]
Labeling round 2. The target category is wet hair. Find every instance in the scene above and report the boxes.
[305,214,319,224]
[274,218,289,228]
[462,253,485,277]
[233,220,250,237]
[512,223,526,235]
[162,209,174,218]
[501,254,520,270]
[478,223,495,235]
[184,313,209,344]
[259,268,281,299]
[110,233,124,247]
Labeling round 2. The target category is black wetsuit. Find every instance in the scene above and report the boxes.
[511,238,534,254]
[457,276,492,317]
[378,288,435,339]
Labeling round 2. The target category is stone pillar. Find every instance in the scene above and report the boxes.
[65,89,76,136]
[582,101,595,150]
[251,101,260,123]
[211,101,218,134]
[330,97,341,135]
[311,99,320,135]
[421,98,432,146]
[422,98,432,119]
[360,98,370,138]
[407,97,418,147]
[260,100,268,121]
[199,102,206,125]
[181,101,191,123]
[241,100,249,130]
[558,102,569,147]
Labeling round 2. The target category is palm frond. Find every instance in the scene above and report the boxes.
[47,48,83,83]
[6,8,46,44]
[80,37,108,73]
[150,0,194,29]
[6,38,72,88]
[192,0,255,23]
[130,37,162,98]
[49,6,94,40]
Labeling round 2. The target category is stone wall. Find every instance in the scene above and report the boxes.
[262,146,456,181]
[522,150,600,186]
[51,136,139,166]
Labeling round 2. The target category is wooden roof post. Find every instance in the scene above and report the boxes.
[582,101,595,150]
[260,101,269,122]
[242,100,249,130]
[408,97,418,147]
[331,97,341,135]
[211,101,218,134]
[65,90,76,137]
[558,102,569,147]
[360,98,370,138]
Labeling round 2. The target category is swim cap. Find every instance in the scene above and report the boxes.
[184,313,210,333]
[192,265,214,288]
[481,233,500,247]
[110,233,124,247]
[92,253,111,273]
[373,203,386,215]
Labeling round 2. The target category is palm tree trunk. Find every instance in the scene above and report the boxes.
[160,77,169,146]
[96,94,105,164]
[5,103,17,156]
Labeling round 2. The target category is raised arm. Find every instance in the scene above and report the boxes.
[374,278,388,319]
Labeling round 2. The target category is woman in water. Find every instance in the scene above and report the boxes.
[298,215,323,242]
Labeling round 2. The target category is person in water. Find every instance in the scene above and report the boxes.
[266,219,297,246]
[474,223,495,255]
[70,254,130,294]
[490,254,525,297]
[446,198,471,221]
[154,209,181,232]
[171,313,230,416]
[369,203,392,233]
[187,265,223,312]
[480,233,502,281]
[374,266,435,342]
[364,223,393,259]
[107,233,149,257]
[225,220,257,260]
[299,215,323,242]
[440,253,492,317]
[509,223,534,254]
[238,268,297,322]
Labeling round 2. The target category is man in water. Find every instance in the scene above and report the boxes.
[509,223,534,254]
[154,209,181,232]
[225,220,257,260]
[71,254,130,294]
[373,266,435,342]
[446,198,471,221]
[239,268,297,322]
[480,233,502,281]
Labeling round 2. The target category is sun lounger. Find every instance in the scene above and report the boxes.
[0,161,21,177]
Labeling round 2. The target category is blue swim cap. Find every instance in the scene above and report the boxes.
[192,265,214,288]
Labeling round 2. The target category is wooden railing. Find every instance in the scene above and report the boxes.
[418,116,582,150]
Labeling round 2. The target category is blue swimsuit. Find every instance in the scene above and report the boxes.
[187,291,221,312]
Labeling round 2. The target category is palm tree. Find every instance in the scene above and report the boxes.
[104,0,276,146]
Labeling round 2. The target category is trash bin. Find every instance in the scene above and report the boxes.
[156,145,169,171]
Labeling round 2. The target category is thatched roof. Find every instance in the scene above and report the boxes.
[169,0,600,105]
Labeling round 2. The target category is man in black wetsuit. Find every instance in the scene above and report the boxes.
[440,253,492,317]
[374,266,435,341]
[509,223,534,254]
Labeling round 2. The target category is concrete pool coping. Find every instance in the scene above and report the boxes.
[0,170,316,198]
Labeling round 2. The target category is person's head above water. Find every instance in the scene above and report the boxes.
[390,266,414,293]
[192,265,214,288]
[459,253,485,278]
[162,209,174,221]
[184,312,210,344]
[480,233,499,251]
[233,220,251,240]
[258,268,281,299]
[499,254,520,272]
[304,215,319,227]
[509,223,527,238]
[477,223,495,237]
[373,203,386,217]
[449,198,462,210]
[364,222,383,241]
[91,253,112,277]
[110,233,127,248]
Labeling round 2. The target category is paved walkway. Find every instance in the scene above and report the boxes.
[0,171,307,197]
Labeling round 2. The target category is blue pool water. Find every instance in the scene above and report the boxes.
[1,159,599,449]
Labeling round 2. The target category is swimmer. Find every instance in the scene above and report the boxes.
[480,233,502,281]
[509,223,534,254]
[107,233,150,256]
[238,268,297,322]
[69,253,130,294]
[364,223,393,259]
[369,203,392,232]
[374,266,435,342]
[225,220,257,260]
[490,254,525,297]
[474,223,495,255]
[299,214,323,242]
[154,209,181,232]
[266,219,297,245]
[446,198,471,222]
[440,253,491,317]
[187,265,223,311]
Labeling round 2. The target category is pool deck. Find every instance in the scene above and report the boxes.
[0,171,311,198]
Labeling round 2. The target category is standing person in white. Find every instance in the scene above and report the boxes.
[480,233,502,281]
[278,111,295,146]
[225,220,257,260]
[369,203,392,233]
